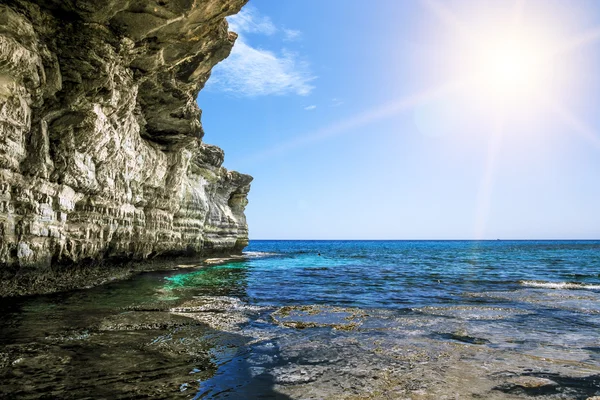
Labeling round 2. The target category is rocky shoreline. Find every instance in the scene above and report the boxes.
[0,252,249,297]
[2,274,599,399]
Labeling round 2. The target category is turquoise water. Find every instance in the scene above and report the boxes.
[2,240,600,398]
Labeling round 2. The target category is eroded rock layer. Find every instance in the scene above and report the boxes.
[0,0,251,272]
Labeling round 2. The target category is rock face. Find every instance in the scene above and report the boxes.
[0,0,251,275]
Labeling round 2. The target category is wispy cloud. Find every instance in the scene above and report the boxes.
[331,98,344,107]
[210,43,314,96]
[228,6,276,36]
[237,79,466,166]
[283,28,302,41]
[304,105,317,111]
[208,6,315,97]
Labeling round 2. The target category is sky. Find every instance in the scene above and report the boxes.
[197,0,600,240]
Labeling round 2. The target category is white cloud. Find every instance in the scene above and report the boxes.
[228,6,276,36]
[283,29,302,41]
[208,6,315,97]
[304,105,317,111]
[331,98,344,107]
[210,42,315,96]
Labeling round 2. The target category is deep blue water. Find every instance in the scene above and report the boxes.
[173,240,600,309]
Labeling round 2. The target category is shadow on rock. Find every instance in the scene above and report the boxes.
[493,372,600,399]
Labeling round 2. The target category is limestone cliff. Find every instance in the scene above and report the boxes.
[0,0,252,276]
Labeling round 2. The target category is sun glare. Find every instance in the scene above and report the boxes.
[418,1,581,114]
[479,39,539,93]
[463,29,554,109]
[415,0,600,236]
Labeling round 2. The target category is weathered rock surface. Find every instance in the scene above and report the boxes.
[0,0,251,283]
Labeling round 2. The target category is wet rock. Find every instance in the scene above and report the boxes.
[98,311,199,331]
[417,305,532,320]
[172,311,250,332]
[44,329,93,343]
[1,328,219,398]
[494,375,559,395]
[168,295,263,331]
[271,364,327,385]
[123,299,181,312]
[436,332,491,345]
[0,0,252,295]
[507,376,559,388]
[170,295,246,313]
[271,305,366,331]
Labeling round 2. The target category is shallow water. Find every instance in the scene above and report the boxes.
[1,240,600,399]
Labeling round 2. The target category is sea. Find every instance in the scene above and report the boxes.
[1,240,600,399]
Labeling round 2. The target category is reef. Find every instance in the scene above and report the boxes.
[0,0,251,294]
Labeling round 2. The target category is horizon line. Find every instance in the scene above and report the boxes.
[248,238,600,241]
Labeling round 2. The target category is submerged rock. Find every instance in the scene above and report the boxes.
[98,311,200,331]
[271,305,366,331]
[0,0,251,294]
[169,296,265,331]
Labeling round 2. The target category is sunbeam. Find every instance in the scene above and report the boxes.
[511,0,524,25]
[416,0,600,238]
[239,79,467,166]
[549,101,600,150]
[420,0,561,112]
[552,25,600,57]
[419,0,472,40]
[240,0,600,171]
[474,114,505,240]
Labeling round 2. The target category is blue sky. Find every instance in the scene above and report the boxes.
[198,0,600,240]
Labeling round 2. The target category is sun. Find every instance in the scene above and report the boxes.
[418,0,572,113]
[479,39,538,93]
[411,0,600,236]
[458,27,556,110]
[467,32,550,106]
[410,0,597,143]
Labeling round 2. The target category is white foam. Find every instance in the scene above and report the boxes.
[520,280,600,290]
[243,251,278,258]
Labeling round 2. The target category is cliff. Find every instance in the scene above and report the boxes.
[0,0,252,287]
